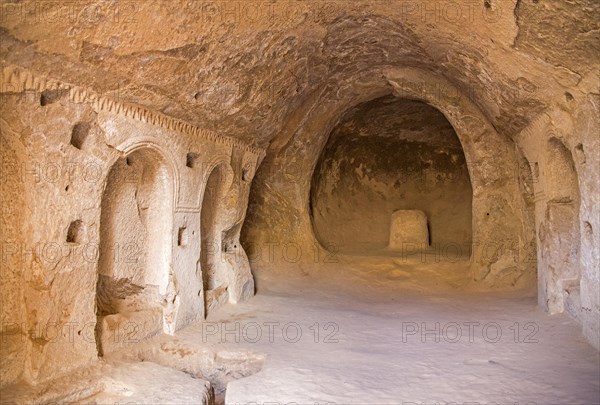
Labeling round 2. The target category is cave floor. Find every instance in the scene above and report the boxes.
[5,260,598,405]
[192,264,600,405]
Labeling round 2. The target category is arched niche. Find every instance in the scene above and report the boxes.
[243,66,536,289]
[539,137,581,314]
[310,96,473,255]
[96,146,174,356]
[200,162,234,315]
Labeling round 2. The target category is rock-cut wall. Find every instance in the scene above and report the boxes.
[0,66,263,387]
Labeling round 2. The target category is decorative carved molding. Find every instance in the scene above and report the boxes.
[1,65,265,156]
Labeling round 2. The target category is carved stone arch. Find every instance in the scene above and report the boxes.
[539,135,581,314]
[199,161,235,315]
[95,140,177,355]
[114,137,181,209]
[249,65,534,288]
[201,159,235,200]
[512,109,587,322]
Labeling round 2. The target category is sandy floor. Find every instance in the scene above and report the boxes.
[4,258,597,404]
[179,259,600,405]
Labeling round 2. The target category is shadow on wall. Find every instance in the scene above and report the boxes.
[95,148,174,357]
[310,97,473,256]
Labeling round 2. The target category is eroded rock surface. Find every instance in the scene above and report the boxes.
[0,0,598,399]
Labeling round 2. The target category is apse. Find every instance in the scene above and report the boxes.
[310,96,472,256]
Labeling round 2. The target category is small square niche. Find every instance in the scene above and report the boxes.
[186,153,199,169]
[178,227,189,247]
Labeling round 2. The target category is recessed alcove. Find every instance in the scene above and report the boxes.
[70,122,90,149]
[40,89,68,106]
[186,152,199,168]
[66,220,84,244]
[95,148,174,356]
[200,164,232,315]
[310,96,472,256]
